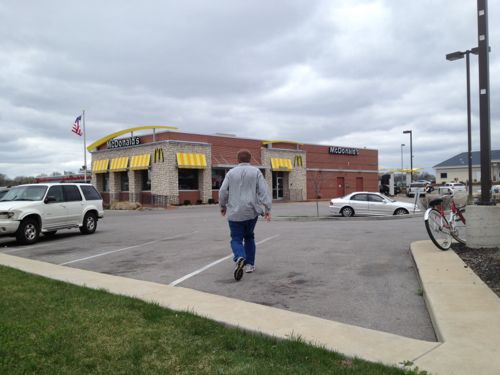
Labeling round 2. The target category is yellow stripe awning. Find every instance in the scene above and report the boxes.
[130,154,151,170]
[271,158,292,171]
[110,157,129,171]
[92,159,109,173]
[176,153,207,169]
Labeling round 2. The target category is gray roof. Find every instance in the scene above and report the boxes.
[434,150,500,168]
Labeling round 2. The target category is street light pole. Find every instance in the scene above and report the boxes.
[446,48,478,202]
[465,51,473,201]
[400,143,405,171]
[403,130,413,182]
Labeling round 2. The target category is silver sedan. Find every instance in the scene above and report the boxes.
[329,192,420,217]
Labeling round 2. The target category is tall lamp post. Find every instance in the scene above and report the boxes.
[403,130,413,182]
[446,48,478,202]
[400,143,405,171]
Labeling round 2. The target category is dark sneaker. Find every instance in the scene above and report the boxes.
[234,257,245,281]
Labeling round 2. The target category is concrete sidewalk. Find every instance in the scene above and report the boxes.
[1,240,499,375]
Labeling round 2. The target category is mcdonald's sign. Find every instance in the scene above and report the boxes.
[154,148,165,163]
[293,155,303,167]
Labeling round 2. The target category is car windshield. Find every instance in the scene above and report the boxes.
[0,185,47,201]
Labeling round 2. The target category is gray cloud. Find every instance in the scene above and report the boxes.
[0,0,499,179]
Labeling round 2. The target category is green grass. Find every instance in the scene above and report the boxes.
[0,266,426,374]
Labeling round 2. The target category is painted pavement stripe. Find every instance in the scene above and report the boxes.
[169,234,280,286]
[59,232,197,266]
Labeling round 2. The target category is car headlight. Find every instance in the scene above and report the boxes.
[0,211,15,219]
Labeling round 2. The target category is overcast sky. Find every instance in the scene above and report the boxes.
[1,1,499,178]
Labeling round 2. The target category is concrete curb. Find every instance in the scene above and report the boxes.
[275,213,423,221]
[410,240,500,375]
[1,240,499,374]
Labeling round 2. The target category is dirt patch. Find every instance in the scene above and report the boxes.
[452,243,500,297]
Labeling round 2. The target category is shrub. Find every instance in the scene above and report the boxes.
[183,200,191,206]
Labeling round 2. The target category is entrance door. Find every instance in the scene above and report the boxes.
[272,172,284,199]
[336,177,345,197]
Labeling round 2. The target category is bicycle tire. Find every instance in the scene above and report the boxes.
[450,212,466,244]
[424,208,452,250]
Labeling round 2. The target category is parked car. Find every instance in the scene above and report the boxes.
[0,183,103,245]
[329,192,420,217]
[379,184,401,196]
[406,182,427,197]
[476,184,500,195]
[415,180,433,185]
[0,187,9,200]
[443,182,466,191]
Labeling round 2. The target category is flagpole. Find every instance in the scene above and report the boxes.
[82,110,88,183]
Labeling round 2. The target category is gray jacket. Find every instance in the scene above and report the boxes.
[219,163,272,221]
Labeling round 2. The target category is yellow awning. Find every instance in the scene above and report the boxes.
[92,159,109,173]
[271,158,292,171]
[109,157,129,171]
[130,154,151,170]
[176,153,207,169]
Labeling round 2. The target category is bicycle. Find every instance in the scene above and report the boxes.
[424,193,466,250]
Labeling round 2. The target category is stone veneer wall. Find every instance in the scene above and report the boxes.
[261,148,307,201]
[129,170,143,203]
[161,141,212,205]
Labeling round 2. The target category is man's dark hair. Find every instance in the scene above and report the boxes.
[237,150,252,163]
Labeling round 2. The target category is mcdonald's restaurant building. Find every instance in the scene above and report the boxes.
[88,126,379,207]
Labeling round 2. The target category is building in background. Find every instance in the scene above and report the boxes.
[433,150,500,184]
[87,127,378,207]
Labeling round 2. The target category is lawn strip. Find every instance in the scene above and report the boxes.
[0,266,423,374]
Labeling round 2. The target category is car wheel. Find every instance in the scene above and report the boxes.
[394,208,409,215]
[80,212,97,235]
[341,206,354,217]
[16,218,40,245]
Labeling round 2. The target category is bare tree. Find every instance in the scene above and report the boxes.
[311,171,323,217]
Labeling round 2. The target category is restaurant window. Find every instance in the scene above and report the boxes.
[120,172,129,192]
[141,170,151,191]
[212,168,228,189]
[103,173,109,192]
[178,169,199,190]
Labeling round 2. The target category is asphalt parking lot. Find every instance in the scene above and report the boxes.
[0,201,436,341]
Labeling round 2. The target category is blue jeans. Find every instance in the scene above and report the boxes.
[228,217,258,265]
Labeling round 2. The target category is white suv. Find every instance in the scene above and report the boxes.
[0,183,104,245]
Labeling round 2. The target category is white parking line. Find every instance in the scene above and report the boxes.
[59,232,197,266]
[169,234,280,286]
[2,239,78,254]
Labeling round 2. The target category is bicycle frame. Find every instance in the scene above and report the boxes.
[434,197,466,226]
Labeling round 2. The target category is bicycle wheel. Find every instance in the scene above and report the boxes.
[424,208,452,250]
[450,212,466,244]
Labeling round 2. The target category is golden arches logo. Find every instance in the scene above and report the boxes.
[154,148,165,163]
[294,155,303,167]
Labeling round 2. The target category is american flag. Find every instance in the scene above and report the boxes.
[72,115,83,136]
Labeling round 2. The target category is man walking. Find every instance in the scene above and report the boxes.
[219,150,272,281]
